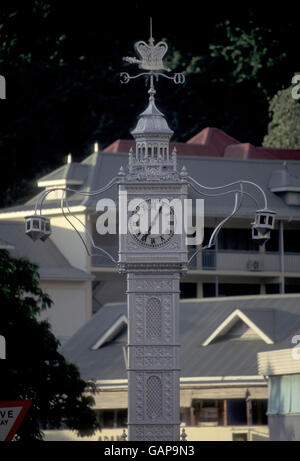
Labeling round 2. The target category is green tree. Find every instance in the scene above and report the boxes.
[0,2,299,207]
[0,249,99,440]
[263,80,300,149]
[208,20,286,92]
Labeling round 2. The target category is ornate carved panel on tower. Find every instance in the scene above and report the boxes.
[130,293,176,345]
[133,372,175,423]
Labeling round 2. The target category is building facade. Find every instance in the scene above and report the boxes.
[1,126,300,439]
[1,134,300,341]
[258,347,300,440]
[56,294,300,441]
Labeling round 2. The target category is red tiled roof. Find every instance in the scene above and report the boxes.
[103,127,300,161]
[104,127,238,157]
[104,139,135,153]
[169,142,223,157]
[187,127,240,154]
[224,144,300,161]
[104,138,223,157]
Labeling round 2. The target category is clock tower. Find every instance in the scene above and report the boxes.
[118,71,188,439]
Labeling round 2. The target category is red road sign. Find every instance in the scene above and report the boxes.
[0,400,32,441]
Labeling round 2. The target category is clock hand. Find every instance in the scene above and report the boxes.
[147,205,163,235]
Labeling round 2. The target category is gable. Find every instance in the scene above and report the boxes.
[221,318,262,341]
[91,314,128,350]
[202,309,274,346]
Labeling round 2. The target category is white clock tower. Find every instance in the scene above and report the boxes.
[118,30,188,440]
[25,20,276,444]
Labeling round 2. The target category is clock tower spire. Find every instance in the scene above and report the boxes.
[128,84,177,180]
[119,21,187,441]
[131,81,174,161]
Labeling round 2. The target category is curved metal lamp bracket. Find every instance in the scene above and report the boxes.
[186,175,273,268]
[30,177,120,266]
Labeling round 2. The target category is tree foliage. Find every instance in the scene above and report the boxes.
[0,2,299,207]
[263,80,300,149]
[0,249,99,440]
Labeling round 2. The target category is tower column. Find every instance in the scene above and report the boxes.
[119,25,187,441]
[127,272,181,441]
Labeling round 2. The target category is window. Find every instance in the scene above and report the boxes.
[202,228,214,247]
[192,400,223,426]
[180,283,197,298]
[285,284,300,294]
[117,409,127,427]
[219,284,260,296]
[232,433,248,441]
[98,410,114,428]
[252,400,268,425]
[265,229,278,252]
[203,283,216,298]
[266,284,280,294]
[202,249,216,269]
[227,399,247,425]
[97,409,127,428]
[188,399,268,427]
[284,230,300,252]
[218,228,258,251]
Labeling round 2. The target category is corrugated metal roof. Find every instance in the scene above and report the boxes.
[61,294,300,381]
[2,152,300,220]
[37,162,91,185]
[0,221,92,281]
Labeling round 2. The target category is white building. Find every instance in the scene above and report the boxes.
[258,347,300,440]
[1,138,300,342]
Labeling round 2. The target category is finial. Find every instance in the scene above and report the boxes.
[120,21,185,91]
[149,17,154,46]
[129,148,133,170]
[118,165,125,177]
[67,153,72,164]
[180,165,188,177]
[181,427,187,441]
[172,147,177,171]
[94,142,99,153]
[121,429,127,441]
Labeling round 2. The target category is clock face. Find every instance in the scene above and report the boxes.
[129,198,175,248]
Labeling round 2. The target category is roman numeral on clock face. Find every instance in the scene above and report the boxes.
[129,198,175,248]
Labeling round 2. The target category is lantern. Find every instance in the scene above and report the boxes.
[254,209,276,234]
[25,215,51,241]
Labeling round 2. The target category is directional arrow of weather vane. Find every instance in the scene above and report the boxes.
[120,19,185,87]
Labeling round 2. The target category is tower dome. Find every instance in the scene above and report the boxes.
[131,87,174,163]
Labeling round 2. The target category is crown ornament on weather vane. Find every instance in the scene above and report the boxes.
[120,18,185,87]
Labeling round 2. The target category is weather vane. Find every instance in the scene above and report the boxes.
[120,18,185,88]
